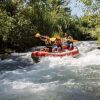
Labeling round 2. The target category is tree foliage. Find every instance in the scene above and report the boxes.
[0,0,100,52]
[78,0,100,41]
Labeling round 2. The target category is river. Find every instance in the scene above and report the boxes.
[0,41,100,100]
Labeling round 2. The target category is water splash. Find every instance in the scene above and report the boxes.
[0,41,100,100]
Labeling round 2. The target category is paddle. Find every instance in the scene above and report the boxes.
[35,33,79,42]
[35,33,41,38]
[35,33,56,42]
[66,39,79,42]
[50,37,56,42]
[71,39,79,42]
[54,34,79,42]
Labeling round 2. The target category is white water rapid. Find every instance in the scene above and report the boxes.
[0,41,100,100]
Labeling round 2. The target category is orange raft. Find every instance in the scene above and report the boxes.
[31,48,79,58]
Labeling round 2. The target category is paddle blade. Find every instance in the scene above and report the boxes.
[72,40,79,42]
[54,34,61,39]
[50,37,56,42]
[35,33,41,37]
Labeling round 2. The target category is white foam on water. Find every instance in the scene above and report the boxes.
[0,41,100,100]
[0,79,59,94]
[0,59,16,64]
[38,49,100,68]
[10,52,33,63]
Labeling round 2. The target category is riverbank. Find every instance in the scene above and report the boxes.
[0,49,14,60]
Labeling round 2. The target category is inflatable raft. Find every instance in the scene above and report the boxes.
[31,47,79,62]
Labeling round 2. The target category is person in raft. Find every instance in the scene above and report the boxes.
[35,33,55,52]
[62,32,74,50]
[52,37,64,52]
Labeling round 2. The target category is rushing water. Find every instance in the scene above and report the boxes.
[0,41,100,100]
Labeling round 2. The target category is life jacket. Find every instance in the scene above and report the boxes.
[66,36,73,44]
[56,42,62,50]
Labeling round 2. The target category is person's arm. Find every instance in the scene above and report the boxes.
[68,36,73,40]
[67,36,73,42]
[40,36,52,45]
[39,37,46,42]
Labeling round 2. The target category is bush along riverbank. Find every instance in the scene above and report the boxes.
[0,0,99,53]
